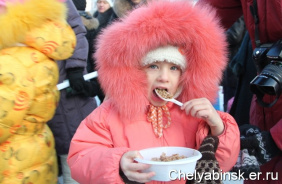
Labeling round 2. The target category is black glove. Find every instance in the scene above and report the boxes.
[90,79,105,101]
[66,67,93,98]
[231,124,262,178]
[83,80,101,97]
[186,136,222,184]
[67,67,85,93]
[66,74,102,98]
[231,149,260,179]
[240,124,280,165]
[239,124,260,138]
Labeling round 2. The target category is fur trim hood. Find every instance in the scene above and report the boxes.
[95,0,227,118]
[80,14,99,30]
[113,0,146,18]
[0,0,67,49]
[112,0,132,18]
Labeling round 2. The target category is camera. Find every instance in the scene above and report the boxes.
[250,40,282,107]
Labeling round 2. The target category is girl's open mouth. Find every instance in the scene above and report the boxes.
[153,88,169,100]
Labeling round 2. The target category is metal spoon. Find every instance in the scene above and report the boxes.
[155,89,183,106]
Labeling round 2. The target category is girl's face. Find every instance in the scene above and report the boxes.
[144,61,182,107]
[97,0,111,13]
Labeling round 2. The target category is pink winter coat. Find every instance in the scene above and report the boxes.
[68,100,239,184]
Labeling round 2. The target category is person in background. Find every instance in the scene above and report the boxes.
[72,0,104,103]
[198,0,282,183]
[72,0,99,74]
[221,16,246,112]
[47,1,97,184]
[228,31,257,126]
[67,1,240,183]
[0,0,76,183]
[94,0,114,32]
[87,0,115,102]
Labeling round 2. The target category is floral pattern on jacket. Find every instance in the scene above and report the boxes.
[0,0,76,183]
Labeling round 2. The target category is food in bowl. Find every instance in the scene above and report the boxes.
[135,147,202,181]
[151,152,187,162]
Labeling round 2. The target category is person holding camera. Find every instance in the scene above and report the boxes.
[198,0,282,183]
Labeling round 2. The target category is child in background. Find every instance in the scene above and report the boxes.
[0,0,75,183]
[67,1,240,183]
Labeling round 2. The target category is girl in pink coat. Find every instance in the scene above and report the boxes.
[67,0,240,183]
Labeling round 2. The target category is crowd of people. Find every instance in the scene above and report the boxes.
[198,1,282,184]
[0,0,281,184]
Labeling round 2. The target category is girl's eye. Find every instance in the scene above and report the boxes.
[148,64,158,69]
[171,66,180,70]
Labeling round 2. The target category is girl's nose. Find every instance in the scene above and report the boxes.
[157,69,169,82]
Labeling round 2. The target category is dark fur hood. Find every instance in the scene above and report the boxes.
[79,12,99,30]
[113,0,146,18]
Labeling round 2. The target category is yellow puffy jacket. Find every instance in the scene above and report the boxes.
[0,0,76,183]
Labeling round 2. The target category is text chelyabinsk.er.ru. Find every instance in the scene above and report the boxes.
[169,170,244,181]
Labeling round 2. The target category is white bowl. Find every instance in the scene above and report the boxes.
[135,147,202,182]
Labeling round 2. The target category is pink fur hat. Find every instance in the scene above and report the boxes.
[95,0,227,118]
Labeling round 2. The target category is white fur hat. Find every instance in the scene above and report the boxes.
[98,0,113,7]
[141,45,187,70]
[106,0,113,7]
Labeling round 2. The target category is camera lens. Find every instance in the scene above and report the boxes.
[250,64,282,96]
[250,76,279,95]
